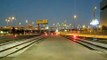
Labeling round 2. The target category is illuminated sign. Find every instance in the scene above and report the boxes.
[36,19,48,24]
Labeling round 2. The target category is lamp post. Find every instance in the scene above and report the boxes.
[5,16,16,26]
[93,6,97,19]
[91,6,99,30]
[26,20,28,23]
[5,19,10,26]
[73,15,77,29]
[9,17,16,26]
[19,22,22,26]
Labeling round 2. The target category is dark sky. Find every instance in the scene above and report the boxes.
[0,0,101,26]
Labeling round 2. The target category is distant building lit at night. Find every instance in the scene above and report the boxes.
[100,0,107,28]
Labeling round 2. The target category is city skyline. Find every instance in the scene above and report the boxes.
[0,0,101,26]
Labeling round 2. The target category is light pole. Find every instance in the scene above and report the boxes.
[5,16,16,26]
[90,6,99,40]
[91,6,99,30]
[93,6,97,19]
[25,20,29,27]
[73,15,77,29]
[26,20,28,23]
[5,19,10,26]
[19,22,22,26]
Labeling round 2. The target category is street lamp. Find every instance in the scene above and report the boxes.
[73,15,77,29]
[74,15,77,20]
[19,22,22,26]
[93,6,97,19]
[8,16,16,21]
[5,16,16,26]
[11,16,16,20]
[26,20,28,23]
[5,19,10,26]
[91,6,99,26]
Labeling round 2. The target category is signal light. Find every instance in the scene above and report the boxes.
[51,33,53,36]
[73,35,77,39]
[45,33,48,36]
[43,32,48,37]
[72,35,77,42]
[72,35,80,42]
[14,34,18,38]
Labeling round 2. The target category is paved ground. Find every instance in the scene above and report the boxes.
[1,36,107,60]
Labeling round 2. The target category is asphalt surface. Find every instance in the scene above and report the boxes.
[1,36,107,60]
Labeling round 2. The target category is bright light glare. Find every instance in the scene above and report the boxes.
[55,32,60,36]
[90,19,99,26]
[0,31,4,34]
[26,20,28,23]
[94,6,97,9]
[19,22,21,25]
[44,32,48,36]
[45,26,49,29]
[82,25,86,28]
[12,17,15,20]
[55,29,60,36]
[64,30,67,32]
[14,34,18,38]
[55,29,59,32]
[74,15,77,19]
[73,35,77,38]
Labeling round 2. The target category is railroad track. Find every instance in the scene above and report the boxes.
[63,35,107,52]
[0,41,14,46]
[0,35,40,46]
[0,36,46,59]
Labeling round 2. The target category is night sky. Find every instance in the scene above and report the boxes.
[0,0,101,26]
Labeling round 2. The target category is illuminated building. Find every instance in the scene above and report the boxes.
[100,0,107,27]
